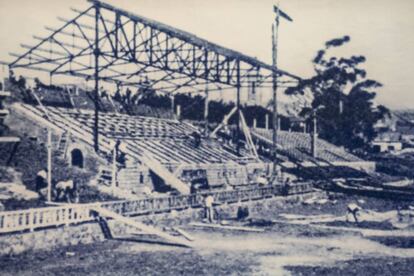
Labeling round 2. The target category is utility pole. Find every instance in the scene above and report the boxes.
[272,5,293,182]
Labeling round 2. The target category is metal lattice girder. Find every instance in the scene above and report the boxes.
[9,0,299,94]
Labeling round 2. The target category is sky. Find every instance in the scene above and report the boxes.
[0,0,413,109]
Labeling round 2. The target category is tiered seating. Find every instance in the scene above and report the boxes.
[253,128,362,163]
[57,108,191,139]
[22,104,251,166]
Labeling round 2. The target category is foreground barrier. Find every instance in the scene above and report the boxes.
[0,182,313,234]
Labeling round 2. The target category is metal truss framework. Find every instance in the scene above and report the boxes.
[9,0,299,152]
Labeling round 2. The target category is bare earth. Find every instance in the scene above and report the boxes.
[1,195,414,275]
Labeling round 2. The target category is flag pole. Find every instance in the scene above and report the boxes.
[271,4,293,183]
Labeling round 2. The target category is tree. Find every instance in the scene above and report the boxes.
[285,35,389,150]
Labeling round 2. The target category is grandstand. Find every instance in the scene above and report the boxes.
[251,128,375,171]
[11,101,265,194]
[1,0,375,199]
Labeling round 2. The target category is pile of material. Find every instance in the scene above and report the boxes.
[0,183,39,201]
[0,167,39,202]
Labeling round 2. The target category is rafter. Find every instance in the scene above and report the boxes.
[9,0,299,94]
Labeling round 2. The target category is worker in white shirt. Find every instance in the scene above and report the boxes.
[204,194,215,223]
[55,179,77,203]
[257,174,268,186]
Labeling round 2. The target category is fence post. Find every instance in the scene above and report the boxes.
[29,209,34,232]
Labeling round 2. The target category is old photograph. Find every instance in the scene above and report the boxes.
[0,0,414,275]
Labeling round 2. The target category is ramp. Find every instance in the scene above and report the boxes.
[92,206,193,247]
[141,154,191,194]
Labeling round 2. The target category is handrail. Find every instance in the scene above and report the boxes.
[0,182,313,234]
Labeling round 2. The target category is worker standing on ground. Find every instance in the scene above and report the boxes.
[346,203,361,223]
[204,194,215,223]
[282,177,291,196]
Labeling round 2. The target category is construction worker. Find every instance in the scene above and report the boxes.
[204,194,215,223]
[55,179,76,203]
[115,139,126,167]
[282,177,291,195]
[257,175,267,186]
[35,168,48,199]
[191,131,201,148]
[346,203,361,223]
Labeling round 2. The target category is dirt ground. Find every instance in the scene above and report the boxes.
[1,194,414,276]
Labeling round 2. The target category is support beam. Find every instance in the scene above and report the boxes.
[93,3,100,152]
[47,130,52,202]
[210,106,237,138]
[236,60,241,155]
[204,83,209,136]
[140,153,190,194]
[9,1,299,100]
[204,49,209,136]
[311,115,317,158]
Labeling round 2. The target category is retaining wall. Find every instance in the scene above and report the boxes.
[0,191,321,256]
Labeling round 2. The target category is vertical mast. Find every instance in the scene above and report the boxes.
[272,7,280,180]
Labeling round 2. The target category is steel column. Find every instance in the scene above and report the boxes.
[204,50,209,136]
[272,14,280,180]
[236,60,241,155]
[93,3,100,152]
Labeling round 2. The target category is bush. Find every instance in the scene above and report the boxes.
[0,167,14,182]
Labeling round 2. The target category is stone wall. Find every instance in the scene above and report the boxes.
[0,191,321,256]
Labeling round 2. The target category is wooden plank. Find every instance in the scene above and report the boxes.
[0,137,20,143]
[92,206,192,247]
[210,106,237,138]
[240,111,258,159]
[189,222,264,232]
[172,227,195,241]
[141,153,191,194]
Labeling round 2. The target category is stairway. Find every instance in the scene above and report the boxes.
[116,167,149,192]
[97,167,113,186]
[97,216,113,239]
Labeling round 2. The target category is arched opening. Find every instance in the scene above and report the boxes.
[71,149,84,168]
